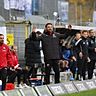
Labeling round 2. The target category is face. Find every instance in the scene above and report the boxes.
[46,24,53,33]
[89,31,95,37]
[12,46,17,53]
[68,26,72,30]
[82,31,88,38]
[32,26,37,32]
[75,33,81,40]
[0,35,4,44]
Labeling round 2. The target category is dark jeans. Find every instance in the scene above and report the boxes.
[0,67,7,90]
[28,65,38,78]
[22,69,29,84]
[44,59,60,84]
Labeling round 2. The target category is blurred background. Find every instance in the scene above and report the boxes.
[0,0,96,64]
[0,0,96,26]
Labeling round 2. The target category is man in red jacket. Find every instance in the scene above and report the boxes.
[0,34,13,90]
[7,45,19,84]
[8,45,30,88]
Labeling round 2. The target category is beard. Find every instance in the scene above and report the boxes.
[48,29,53,32]
[0,40,4,44]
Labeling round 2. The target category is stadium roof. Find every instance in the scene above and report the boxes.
[26,15,53,25]
[0,15,5,26]
[0,15,5,21]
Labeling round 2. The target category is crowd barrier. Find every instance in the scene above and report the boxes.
[0,78,96,96]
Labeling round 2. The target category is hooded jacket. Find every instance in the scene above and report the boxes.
[25,32,42,66]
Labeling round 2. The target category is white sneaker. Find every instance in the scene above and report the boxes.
[80,77,83,81]
[23,84,30,88]
[18,84,23,88]
[15,85,19,89]
[93,73,96,79]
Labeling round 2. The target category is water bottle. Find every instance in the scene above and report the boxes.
[0,80,2,91]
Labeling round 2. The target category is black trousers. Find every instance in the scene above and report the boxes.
[81,60,87,80]
[44,59,60,84]
[77,59,83,79]
[88,60,96,79]
[16,69,29,85]
[28,64,38,78]
[8,68,29,85]
[7,68,17,83]
[0,67,7,90]
[16,69,22,85]
[22,69,29,84]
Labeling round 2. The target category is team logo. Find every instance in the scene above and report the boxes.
[3,47,6,51]
[53,34,56,38]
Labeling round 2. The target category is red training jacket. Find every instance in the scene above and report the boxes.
[11,51,18,67]
[0,44,13,69]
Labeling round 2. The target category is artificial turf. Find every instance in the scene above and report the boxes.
[59,89,96,96]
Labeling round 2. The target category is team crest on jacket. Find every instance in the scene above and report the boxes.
[53,34,56,38]
[91,40,94,44]
[3,47,6,51]
[83,42,85,45]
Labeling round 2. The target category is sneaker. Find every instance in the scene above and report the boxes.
[23,84,30,88]
[15,85,19,89]
[80,77,83,81]
[18,84,23,88]
[70,77,74,81]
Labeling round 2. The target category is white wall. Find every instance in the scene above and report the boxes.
[0,27,6,44]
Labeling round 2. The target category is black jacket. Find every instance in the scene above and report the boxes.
[36,32,65,60]
[81,37,89,59]
[71,38,82,59]
[88,36,96,60]
[72,37,89,60]
[25,32,41,66]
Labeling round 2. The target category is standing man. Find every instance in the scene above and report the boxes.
[88,30,96,79]
[81,30,90,80]
[25,26,42,78]
[0,34,13,90]
[33,23,65,84]
[71,32,82,80]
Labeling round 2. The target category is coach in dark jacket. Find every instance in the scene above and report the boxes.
[88,30,96,79]
[71,32,83,80]
[81,30,90,80]
[33,23,65,84]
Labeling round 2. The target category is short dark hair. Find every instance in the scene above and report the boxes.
[37,31,41,34]
[89,29,94,33]
[45,23,53,28]
[75,32,81,35]
[0,34,4,36]
[11,45,17,50]
[82,30,88,34]
[11,45,13,49]
[68,24,72,28]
